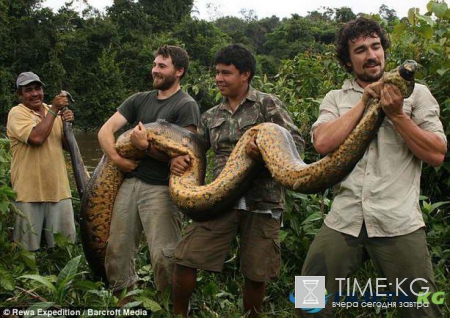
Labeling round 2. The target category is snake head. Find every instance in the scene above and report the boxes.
[61,90,75,103]
[399,60,420,82]
[384,60,419,99]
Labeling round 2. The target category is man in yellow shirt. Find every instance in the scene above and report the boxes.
[7,72,76,251]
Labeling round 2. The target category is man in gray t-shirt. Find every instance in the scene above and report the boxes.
[98,45,200,302]
[119,89,198,185]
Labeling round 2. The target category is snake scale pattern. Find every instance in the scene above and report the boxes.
[79,60,417,279]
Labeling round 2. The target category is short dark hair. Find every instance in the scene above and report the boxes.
[154,45,189,79]
[336,17,390,73]
[214,44,256,83]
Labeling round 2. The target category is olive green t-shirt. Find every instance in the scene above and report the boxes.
[118,89,200,185]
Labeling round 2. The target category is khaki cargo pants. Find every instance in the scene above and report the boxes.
[105,178,182,292]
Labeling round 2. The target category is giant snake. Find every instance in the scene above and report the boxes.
[77,60,418,280]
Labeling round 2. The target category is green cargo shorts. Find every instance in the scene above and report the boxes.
[174,209,281,283]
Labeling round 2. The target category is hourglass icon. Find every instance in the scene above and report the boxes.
[303,280,319,304]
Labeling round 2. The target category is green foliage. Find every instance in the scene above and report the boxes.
[420,196,450,314]
[390,0,450,202]
[71,48,129,130]
[172,18,231,67]
[0,140,16,278]
[0,68,16,124]
[0,1,448,316]
[421,197,450,267]
[214,15,283,62]
[107,0,153,37]
[183,64,219,113]
[253,49,347,160]
[139,0,194,32]
[18,255,86,304]
[264,15,332,60]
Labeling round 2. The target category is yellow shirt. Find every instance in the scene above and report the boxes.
[7,103,71,202]
[312,81,447,238]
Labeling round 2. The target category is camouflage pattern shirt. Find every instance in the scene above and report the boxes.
[199,86,304,214]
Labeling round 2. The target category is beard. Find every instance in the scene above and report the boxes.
[356,69,384,83]
[153,73,177,91]
[355,59,384,83]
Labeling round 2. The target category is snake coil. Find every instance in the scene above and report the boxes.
[78,60,418,280]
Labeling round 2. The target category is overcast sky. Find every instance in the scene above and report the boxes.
[42,0,430,19]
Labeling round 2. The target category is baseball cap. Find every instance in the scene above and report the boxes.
[16,72,45,89]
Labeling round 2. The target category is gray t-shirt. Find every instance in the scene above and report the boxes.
[118,89,200,185]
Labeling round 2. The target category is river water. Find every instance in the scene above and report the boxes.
[73,131,103,173]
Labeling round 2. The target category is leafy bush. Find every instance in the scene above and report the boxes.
[0,1,448,316]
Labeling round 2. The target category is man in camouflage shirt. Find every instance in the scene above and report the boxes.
[171,44,304,318]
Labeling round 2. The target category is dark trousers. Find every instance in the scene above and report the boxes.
[298,224,442,317]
